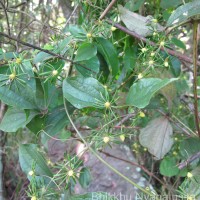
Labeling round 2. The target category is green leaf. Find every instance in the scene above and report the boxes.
[123,46,136,72]
[27,115,46,134]
[0,61,38,109]
[180,138,200,158]
[54,37,72,55]
[170,56,181,77]
[19,144,53,177]
[33,52,53,64]
[160,0,182,9]
[126,78,178,108]
[160,157,179,177]
[0,51,18,60]
[75,56,100,77]
[34,38,71,63]
[74,43,97,62]
[167,1,200,27]
[44,106,71,136]
[171,37,186,50]
[68,192,117,200]
[95,37,119,76]
[67,25,87,39]
[0,85,37,109]
[139,117,174,159]
[79,167,92,189]
[63,76,106,109]
[0,108,38,132]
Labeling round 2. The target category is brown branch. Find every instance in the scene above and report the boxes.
[115,113,135,126]
[99,0,117,20]
[0,32,97,74]
[178,151,200,170]
[106,19,200,66]
[192,21,200,137]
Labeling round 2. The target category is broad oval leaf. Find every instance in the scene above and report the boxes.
[0,85,37,109]
[167,1,200,27]
[126,78,178,108]
[63,76,106,109]
[95,37,119,76]
[0,108,38,132]
[19,144,53,177]
[74,43,97,62]
[118,5,164,37]
[44,106,72,136]
[139,116,174,159]
[160,157,179,177]
[75,56,100,77]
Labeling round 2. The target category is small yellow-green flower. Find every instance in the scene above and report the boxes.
[152,18,158,23]
[141,47,147,53]
[31,196,37,200]
[104,102,111,109]
[103,136,110,143]
[138,73,143,79]
[139,111,145,118]
[149,60,154,66]
[160,41,165,47]
[16,58,22,64]
[28,170,34,176]
[119,134,125,142]
[87,33,92,38]
[9,73,16,80]
[68,170,74,177]
[111,26,117,31]
[187,172,193,178]
[52,70,58,76]
[164,61,169,67]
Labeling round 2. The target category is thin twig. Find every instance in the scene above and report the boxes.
[106,19,200,66]
[192,21,200,137]
[0,32,97,74]
[65,4,79,25]
[157,109,192,136]
[178,151,200,169]
[99,0,117,20]
[99,150,172,191]
[115,113,135,126]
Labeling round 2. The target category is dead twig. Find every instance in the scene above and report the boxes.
[178,151,200,169]
[99,0,117,20]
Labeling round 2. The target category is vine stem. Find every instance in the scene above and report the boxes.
[63,98,157,198]
[192,21,200,137]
